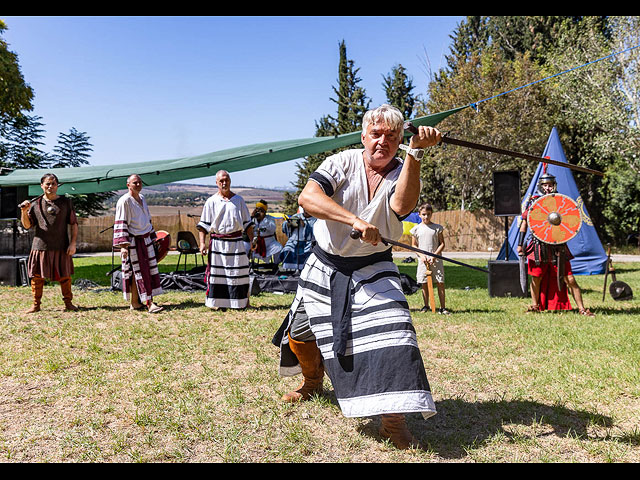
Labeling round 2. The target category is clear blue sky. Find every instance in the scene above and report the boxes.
[2,16,464,189]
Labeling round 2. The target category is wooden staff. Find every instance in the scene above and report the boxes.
[17,193,45,210]
[404,122,605,177]
[425,267,436,313]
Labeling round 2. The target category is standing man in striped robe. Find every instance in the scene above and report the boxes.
[273,104,441,450]
[197,170,253,310]
[113,174,164,313]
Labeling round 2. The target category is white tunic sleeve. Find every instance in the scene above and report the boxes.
[113,195,131,247]
[309,153,348,197]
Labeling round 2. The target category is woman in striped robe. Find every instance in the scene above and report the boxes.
[273,105,442,450]
[197,170,253,310]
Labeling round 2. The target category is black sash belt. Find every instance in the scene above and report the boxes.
[312,244,393,357]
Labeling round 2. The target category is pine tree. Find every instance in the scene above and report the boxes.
[51,127,93,168]
[52,128,113,217]
[0,114,52,170]
[284,40,370,213]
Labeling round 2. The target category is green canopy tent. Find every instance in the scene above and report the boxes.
[0,107,466,196]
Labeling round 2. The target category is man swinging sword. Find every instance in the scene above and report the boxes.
[273,104,440,450]
[516,168,595,316]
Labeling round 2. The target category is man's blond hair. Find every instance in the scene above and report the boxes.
[362,104,404,136]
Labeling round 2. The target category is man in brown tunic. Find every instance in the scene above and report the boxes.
[19,173,79,313]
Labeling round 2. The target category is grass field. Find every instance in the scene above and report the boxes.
[0,254,638,462]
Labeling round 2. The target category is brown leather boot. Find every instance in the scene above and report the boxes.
[26,276,44,313]
[281,333,324,403]
[59,277,78,311]
[380,414,421,450]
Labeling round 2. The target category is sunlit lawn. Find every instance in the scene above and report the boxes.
[0,254,638,462]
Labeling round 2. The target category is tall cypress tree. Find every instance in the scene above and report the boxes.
[284,40,370,213]
[383,63,416,119]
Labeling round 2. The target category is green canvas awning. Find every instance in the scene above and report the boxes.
[0,107,466,196]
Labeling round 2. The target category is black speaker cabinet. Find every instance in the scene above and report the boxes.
[493,171,521,216]
[488,260,527,297]
[0,186,29,219]
[0,256,29,286]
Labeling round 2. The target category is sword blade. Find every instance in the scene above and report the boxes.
[350,228,488,273]
[519,254,527,293]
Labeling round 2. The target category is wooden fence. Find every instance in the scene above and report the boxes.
[1,209,511,255]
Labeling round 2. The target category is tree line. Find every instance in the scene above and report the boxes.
[2,17,639,245]
[284,17,640,247]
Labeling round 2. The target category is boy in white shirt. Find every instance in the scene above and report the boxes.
[410,203,450,314]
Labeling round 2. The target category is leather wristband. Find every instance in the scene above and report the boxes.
[518,230,526,247]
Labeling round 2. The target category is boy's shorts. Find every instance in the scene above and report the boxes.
[417,258,444,284]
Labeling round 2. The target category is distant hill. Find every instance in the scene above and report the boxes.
[101,182,292,216]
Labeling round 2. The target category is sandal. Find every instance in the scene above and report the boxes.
[147,303,164,314]
[578,308,595,317]
[526,304,541,313]
[130,304,146,311]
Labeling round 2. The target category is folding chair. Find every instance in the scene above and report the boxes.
[175,231,202,274]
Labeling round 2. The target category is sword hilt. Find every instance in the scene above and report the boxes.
[403,121,419,135]
[350,229,362,239]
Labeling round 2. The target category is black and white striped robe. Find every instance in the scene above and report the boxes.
[197,193,252,309]
[113,193,163,304]
[274,149,436,419]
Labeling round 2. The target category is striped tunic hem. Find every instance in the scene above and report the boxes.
[277,252,436,419]
[205,235,250,309]
[121,233,163,303]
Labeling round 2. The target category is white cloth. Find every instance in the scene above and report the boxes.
[204,236,250,309]
[275,149,435,419]
[113,193,153,245]
[113,192,162,302]
[410,222,445,284]
[251,215,283,261]
[197,193,251,235]
[121,233,163,303]
[309,149,406,257]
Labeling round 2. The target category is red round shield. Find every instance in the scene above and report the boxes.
[527,194,582,245]
[155,230,171,262]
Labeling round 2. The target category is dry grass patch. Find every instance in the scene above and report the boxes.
[0,258,639,462]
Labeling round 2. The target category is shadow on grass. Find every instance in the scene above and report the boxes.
[74,298,287,313]
[411,307,504,314]
[588,306,640,315]
[165,300,286,312]
[355,398,614,458]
